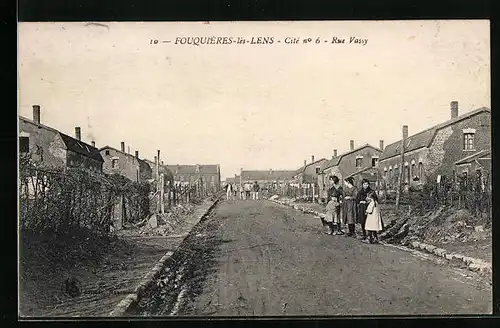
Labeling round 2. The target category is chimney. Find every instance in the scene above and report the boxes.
[121,142,125,152]
[304,160,307,167]
[75,127,81,141]
[334,149,338,157]
[350,140,354,150]
[91,141,95,147]
[379,140,384,150]
[403,125,409,140]
[32,105,41,124]
[135,150,139,158]
[311,155,315,163]
[450,101,458,119]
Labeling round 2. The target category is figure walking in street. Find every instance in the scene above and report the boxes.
[239,184,246,200]
[244,183,251,200]
[323,175,344,235]
[356,179,374,240]
[342,177,358,237]
[364,190,384,244]
[226,183,234,201]
[252,181,260,200]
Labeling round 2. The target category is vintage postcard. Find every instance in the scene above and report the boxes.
[18,20,491,317]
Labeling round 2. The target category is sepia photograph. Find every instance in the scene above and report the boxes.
[17,20,491,317]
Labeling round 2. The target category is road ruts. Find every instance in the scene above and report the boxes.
[143,199,492,316]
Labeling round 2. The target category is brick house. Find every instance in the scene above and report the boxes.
[291,156,328,184]
[318,141,384,199]
[240,169,296,188]
[379,102,491,190]
[166,164,221,191]
[454,150,491,191]
[19,105,103,171]
[99,142,152,183]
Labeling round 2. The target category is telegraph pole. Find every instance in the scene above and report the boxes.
[395,125,408,209]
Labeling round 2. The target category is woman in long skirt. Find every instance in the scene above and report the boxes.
[341,177,358,237]
[324,175,344,235]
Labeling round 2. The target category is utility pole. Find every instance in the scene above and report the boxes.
[156,150,162,214]
[395,125,408,209]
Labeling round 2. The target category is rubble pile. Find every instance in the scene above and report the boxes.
[129,204,197,237]
[379,204,491,247]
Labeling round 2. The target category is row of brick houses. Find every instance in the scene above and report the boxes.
[311,102,491,200]
[19,105,222,187]
[19,105,222,228]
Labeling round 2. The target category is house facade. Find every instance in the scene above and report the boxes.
[292,156,328,185]
[99,143,152,183]
[166,164,221,191]
[19,105,103,171]
[240,169,296,188]
[318,141,384,199]
[379,103,491,190]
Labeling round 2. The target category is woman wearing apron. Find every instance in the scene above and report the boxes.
[341,177,359,237]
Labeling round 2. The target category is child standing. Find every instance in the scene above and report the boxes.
[324,196,340,235]
[364,191,384,244]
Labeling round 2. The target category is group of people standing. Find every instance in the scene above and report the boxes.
[225,181,261,201]
[322,176,384,244]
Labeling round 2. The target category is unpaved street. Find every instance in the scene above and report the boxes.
[136,199,492,316]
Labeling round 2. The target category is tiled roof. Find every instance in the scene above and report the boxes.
[293,158,327,176]
[321,144,382,172]
[166,164,219,175]
[60,133,104,162]
[380,107,491,161]
[455,150,490,165]
[345,167,380,179]
[19,115,104,162]
[241,170,295,181]
[99,145,139,160]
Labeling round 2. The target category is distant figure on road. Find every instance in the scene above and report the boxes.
[239,184,245,200]
[364,190,384,244]
[244,183,251,200]
[356,179,375,241]
[226,183,234,201]
[252,181,260,200]
[342,177,358,237]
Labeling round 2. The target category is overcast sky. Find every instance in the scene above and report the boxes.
[18,21,490,179]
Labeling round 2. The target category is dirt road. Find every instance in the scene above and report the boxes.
[136,199,492,316]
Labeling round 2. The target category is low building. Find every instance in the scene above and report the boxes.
[454,150,491,191]
[166,164,221,191]
[99,143,152,183]
[318,141,383,199]
[239,169,296,189]
[291,156,328,184]
[379,102,491,190]
[19,105,103,171]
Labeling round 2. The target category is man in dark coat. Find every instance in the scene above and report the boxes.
[356,179,375,240]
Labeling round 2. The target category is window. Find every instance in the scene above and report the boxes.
[411,163,416,179]
[105,150,110,155]
[464,133,475,150]
[180,175,184,181]
[19,136,29,153]
[211,175,215,182]
[355,157,363,168]
[315,166,321,174]
[111,158,119,168]
[371,158,378,167]
[418,162,423,178]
